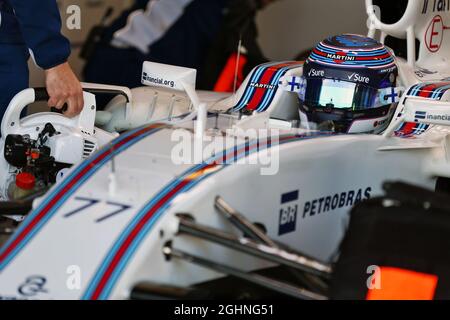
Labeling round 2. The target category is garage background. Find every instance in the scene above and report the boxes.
[29,0,368,87]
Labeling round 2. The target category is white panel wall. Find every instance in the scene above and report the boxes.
[29,0,132,87]
[256,0,368,60]
[29,0,369,87]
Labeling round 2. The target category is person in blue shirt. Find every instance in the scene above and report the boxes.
[83,0,230,91]
[83,0,277,100]
[0,0,84,120]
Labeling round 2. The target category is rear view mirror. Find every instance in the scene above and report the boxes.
[142,61,197,92]
[142,61,199,109]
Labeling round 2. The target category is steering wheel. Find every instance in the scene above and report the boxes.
[1,85,132,138]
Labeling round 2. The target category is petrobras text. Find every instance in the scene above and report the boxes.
[302,187,372,218]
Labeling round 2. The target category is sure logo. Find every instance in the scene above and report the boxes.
[348,73,370,84]
[308,68,325,78]
[278,190,299,236]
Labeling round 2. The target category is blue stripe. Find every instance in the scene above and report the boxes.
[309,58,395,68]
[233,61,298,112]
[310,54,395,66]
[415,123,428,134]
[235,64,267,109]
[97,170,218,300]
[432,84,450,100]
[81,163,206,299]
[396,122,429,137]
[233,62,278,111]
[91,140,263,299]
[82,139,259,298]
[256,65,290,112]
[232,65,265,111]
[83,133,334,299]
[0,125,143,260]
[256,64,297,112]
[407,85,419,96]
[316,44,388,56]
[310,52,394,63]
[409,83,427,96]
[0,125,165,270]
[408,83,450,100]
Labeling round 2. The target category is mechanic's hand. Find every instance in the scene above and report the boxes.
[45,62,84,118]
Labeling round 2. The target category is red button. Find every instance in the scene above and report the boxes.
[16,172,36,190]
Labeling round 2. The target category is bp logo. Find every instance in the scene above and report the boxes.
[278,190,299,236]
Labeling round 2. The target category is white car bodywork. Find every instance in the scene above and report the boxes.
[0,88,118,200]
[0,0,450,300]
[367,0,450,86]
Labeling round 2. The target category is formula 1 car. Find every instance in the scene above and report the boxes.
[0,0,450,300]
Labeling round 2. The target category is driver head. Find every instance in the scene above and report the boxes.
[300,34,400,133]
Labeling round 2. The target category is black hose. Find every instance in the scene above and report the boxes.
[0,187,49,216]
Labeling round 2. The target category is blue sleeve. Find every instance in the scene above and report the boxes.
[7,0,71,69]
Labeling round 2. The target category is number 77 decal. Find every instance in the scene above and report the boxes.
[63,197,132,223]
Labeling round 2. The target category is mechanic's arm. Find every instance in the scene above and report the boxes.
[8,0,83,117]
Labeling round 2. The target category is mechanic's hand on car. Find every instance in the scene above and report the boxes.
[45,62,84,118]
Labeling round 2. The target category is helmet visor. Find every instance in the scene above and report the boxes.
[302,78,380,110]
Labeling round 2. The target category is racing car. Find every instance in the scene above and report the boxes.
[0,0,450,300]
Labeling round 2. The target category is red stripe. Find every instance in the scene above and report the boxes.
[314,49,391,61]
[89,137,277,298]
[91,179,193,299]
[399,122,417,135]
[320,42,385,52]
[313,49,327,57]
[0,125,160,265]
[355,53,392,61]
[418,84,440,98]
[89,135,314,299]
[246,62,298,111]
[91,162,219,299]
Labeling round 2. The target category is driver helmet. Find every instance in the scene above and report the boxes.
[299,34,401,133]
